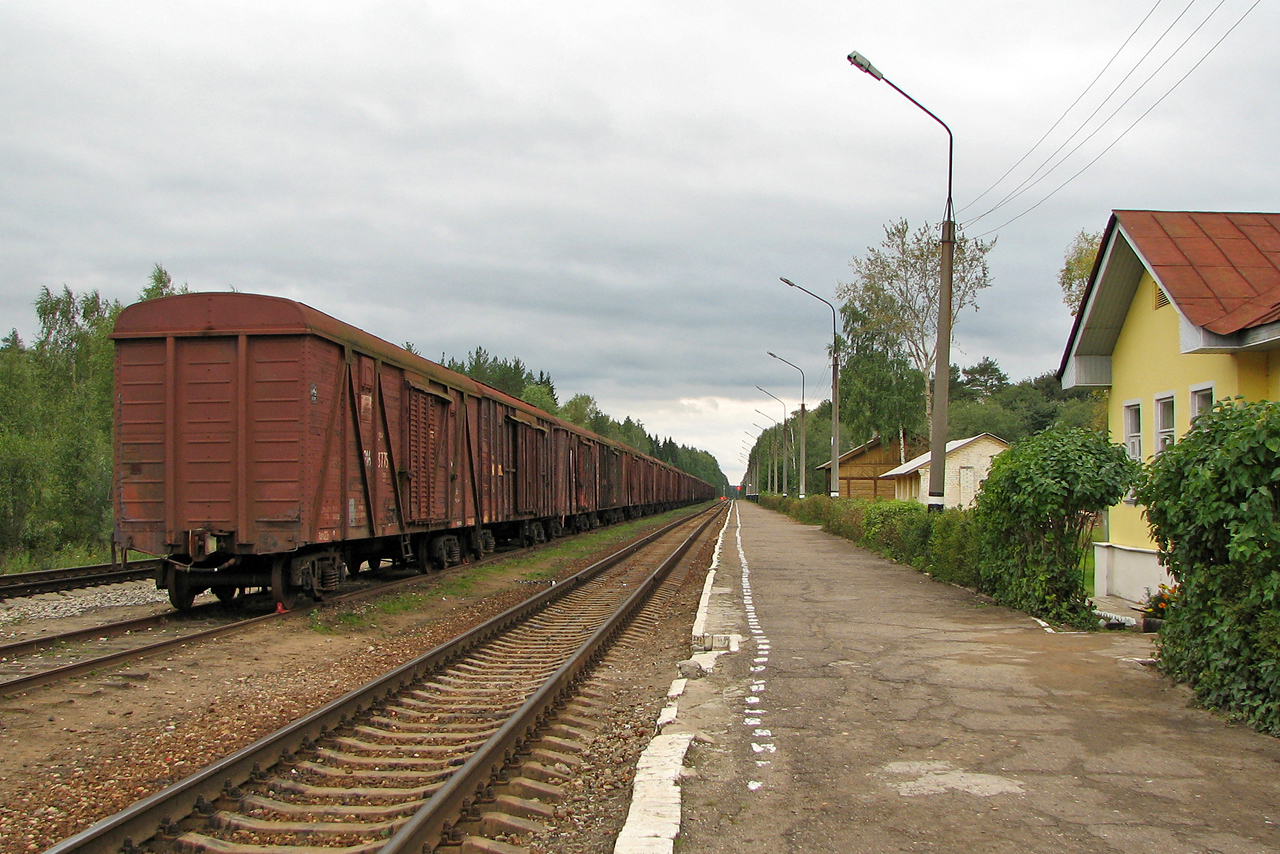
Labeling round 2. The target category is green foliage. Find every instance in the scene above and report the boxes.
[946,368,1106,444]
[924,508,980,588]
[1,284,128,563]
[974,427,1138,629]
[823,498,866,542]
[838,218,996,419]
[764,494,978,588]
[1059,229,1102,316]
[946,399,1026,444]
[444,346,543,399]
[375,592,431,614]
[862,500,930,565]
[1137,399,1280,733]
[839,302,926,446]
[138,264,188,301]
[950,357,1009,402]
[519,382,559,416]
[0,542,116,576]
[791,495,833,525]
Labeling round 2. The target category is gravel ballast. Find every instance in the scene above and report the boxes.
[0,519,714,854]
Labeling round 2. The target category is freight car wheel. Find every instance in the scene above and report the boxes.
[271,559,299,611]
[167,570,198,611]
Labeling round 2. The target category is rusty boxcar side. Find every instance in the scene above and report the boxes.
[113,292,714,609]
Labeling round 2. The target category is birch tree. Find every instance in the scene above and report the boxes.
[1059,229,1102,315]
[838,219,995,419]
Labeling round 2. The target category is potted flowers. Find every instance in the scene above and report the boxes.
[1140,583,1177,633]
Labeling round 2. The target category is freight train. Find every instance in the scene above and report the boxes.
[111,292,715,610]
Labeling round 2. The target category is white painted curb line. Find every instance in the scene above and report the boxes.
[613,504,740,854]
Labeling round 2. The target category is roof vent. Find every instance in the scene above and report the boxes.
[1154,283,1170,310]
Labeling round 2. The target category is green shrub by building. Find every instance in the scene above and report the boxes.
[760,426,1135,630]
[972,427,1137,629]
[1138,399,1280,734]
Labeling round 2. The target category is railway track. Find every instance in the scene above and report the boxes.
[0,559,163,599]
[45,504,722,854]
[1,509,712,697]
[0,602,277,696]
[0,550,557,697]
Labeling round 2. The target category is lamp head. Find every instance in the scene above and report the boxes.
[767,351,777,358]
[847,51,883,80]
[780,277,796,288]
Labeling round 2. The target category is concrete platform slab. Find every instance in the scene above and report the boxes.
[656,501,1280,853]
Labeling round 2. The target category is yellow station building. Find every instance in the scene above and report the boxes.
[1060,210,1280,602]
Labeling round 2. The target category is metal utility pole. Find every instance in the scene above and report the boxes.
[848,50,954,512]
[768,351,805,499]
[755,414,780,493]
[757,386,789,496]
[781,278,840,498]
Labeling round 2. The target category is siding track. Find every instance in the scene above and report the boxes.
[44,504,723,854]
[0,560,163,599]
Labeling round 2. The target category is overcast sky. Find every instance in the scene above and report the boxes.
[3,1,1277,483]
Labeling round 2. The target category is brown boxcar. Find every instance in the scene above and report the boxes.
[112,292,714,609]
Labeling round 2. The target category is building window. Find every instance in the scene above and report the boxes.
[1190,385,1214,424]
[1124,402,1142,461]
[1155,394,1175,453]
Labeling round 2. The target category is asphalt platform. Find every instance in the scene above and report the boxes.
[621,500,1280,854]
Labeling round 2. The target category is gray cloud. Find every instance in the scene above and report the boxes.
[3,0,1277,482]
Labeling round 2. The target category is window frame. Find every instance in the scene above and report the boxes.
[1189,382,1215,425]
[1122,400,1142,462]
[1154,392,1175,454]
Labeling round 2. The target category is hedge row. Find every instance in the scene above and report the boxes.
[1138,399,1280,735]
[762,494,980,590]
[762,407,1280,735]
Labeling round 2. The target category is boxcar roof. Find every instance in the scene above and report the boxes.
[112,292,667,465]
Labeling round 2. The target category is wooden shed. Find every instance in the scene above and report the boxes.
[816,433,927,499]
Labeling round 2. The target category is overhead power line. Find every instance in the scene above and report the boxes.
[965,0,1235,229]
[956,0,1167,217]
[965,0,1226,228]
[967,0,1263,240]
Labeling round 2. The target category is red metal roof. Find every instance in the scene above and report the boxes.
[1115,211,1280,335]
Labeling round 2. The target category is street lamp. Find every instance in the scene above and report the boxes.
[756,386,788,496]
[743,431,760,496]
[781,277,840,498]
[753,415,779,494]
[768,351,806,499]
[848,49,955,513]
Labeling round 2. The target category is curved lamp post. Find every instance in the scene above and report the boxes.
[756,386,789,496]
[780,277,840,497]
[848,50,955,513]
[753,415,779,494]
[768,351,806,499]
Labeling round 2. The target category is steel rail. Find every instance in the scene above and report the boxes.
[42,504,721,854]
[2,506,714,697]
[386,502,724,851]
[0,610,211,660]
[0,560,163,599]
[0,609,284,697]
